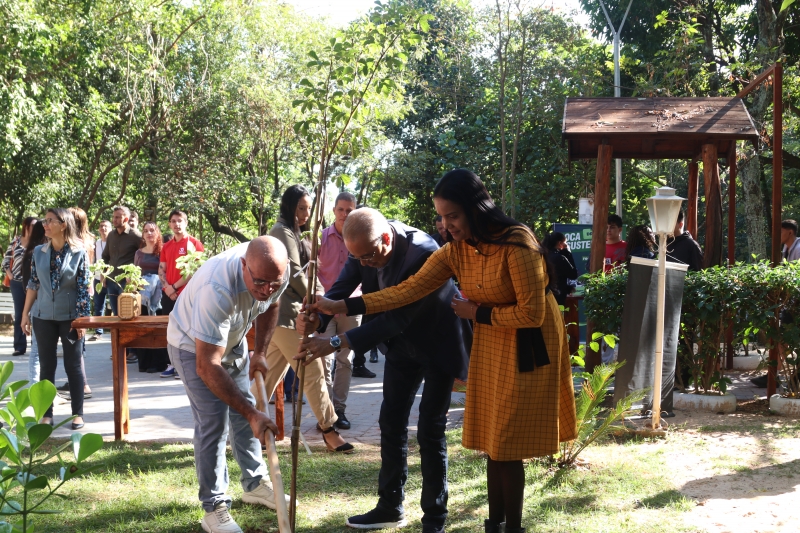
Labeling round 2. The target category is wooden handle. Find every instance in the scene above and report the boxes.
[254,371,292,533]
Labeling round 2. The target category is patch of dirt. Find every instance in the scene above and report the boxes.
[736,398,772,415]
[667,408,800,533]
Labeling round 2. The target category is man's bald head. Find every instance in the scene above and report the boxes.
[343,208,391,245]
[243,237,288,301]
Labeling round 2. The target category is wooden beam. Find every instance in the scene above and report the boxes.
[737,64,777,98]
[702,144,723,268]
[768,62,783,398]
[687,162,699,238]
[589,144,613,274]
[728,143,737,266]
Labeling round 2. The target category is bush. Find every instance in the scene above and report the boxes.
[582,261,800,395]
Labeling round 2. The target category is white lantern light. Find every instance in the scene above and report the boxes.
[646,186,685,236]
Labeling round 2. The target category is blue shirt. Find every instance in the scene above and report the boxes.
[167,242,288,365]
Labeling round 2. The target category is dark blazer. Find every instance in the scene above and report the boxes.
[320,221,471,381]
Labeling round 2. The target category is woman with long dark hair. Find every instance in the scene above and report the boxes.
[20,208,90,429]
[625,224,656,261]
[542,232,578,306]
[310,169,577,532]
[20,221,46,384]
[266,184,353,454]
[3,216,38,355]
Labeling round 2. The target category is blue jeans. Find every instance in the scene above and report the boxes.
[377,349,453,529]
[168,344,268,512]
[106,279,122,317]
[92,284,108,335]
[33,318,84,418]
[10,280,27,353]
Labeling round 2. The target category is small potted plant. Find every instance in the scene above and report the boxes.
[90,260,149,320]
[174,249,207,280]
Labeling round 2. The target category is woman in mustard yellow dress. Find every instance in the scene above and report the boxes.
[311,169,577,533]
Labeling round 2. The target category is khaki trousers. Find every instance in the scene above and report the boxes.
[264,326,337,429]
[322,314,362,412]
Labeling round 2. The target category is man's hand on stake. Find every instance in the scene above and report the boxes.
[248,410,279,445]
[305,296,346,316]
[249,352,269,382]
[296,299,319,337]
[295,336,335,364]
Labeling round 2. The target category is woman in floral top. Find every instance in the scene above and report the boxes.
[20,208,90,430]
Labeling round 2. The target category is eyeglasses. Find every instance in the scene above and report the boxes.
[348,238,382,262]
[42,218,63,226]
[246,265,284,290]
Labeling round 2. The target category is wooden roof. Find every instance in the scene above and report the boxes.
[562,97,759,160]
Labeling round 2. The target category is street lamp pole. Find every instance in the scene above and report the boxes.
[646,187,685,429]
[599,0,633,217]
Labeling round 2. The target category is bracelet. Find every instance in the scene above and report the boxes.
[171,284,177,292]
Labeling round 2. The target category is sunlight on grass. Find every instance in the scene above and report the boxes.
[21,430,701,532]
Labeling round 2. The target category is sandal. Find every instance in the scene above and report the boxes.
[321,426,355,454]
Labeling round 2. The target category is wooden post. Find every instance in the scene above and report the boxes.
[726,143,737,370]
[565,296,580,356]
[589,143,614,273]
[768,62,783,398]
[687,161,699,238]
[586,143,613,372]
[701,144,723,268]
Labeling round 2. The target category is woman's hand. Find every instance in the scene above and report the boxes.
[306,296,346,316]
[20,315,31,336]
[451,295,478,320]
[74,328,85,339]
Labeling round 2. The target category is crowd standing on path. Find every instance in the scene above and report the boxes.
[19,168,754,533]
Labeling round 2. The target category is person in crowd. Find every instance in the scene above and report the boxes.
[20,220,46,384]
[316,191,363,429]
[89,220,112,341]
[129,211,139,231]
[542,232,578,306]
[781,219,799,262]
[666,211,703,271]
[166,236,290,533]
[296,207,472,532]
[20,208,90,430]
[263,184,353,454]
[625,225,657,261]
[3,217,38,355]
[604,214,626,272]
[430,215,447,247]
[306,169,577,533]
[356,204,381,366]
[135,222,168,373]
[102,206,142,317]
[58,207,95,400]
[158,209,204,378]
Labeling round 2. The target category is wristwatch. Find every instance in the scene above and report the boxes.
[330,335,342,352]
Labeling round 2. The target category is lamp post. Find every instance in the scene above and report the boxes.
[645,186,685,429]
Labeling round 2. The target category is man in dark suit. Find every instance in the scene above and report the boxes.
[296,208,471,533]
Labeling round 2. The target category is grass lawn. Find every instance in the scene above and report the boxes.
[22,429,697,533]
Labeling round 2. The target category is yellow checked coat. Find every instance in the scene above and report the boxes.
[361,230,577,460]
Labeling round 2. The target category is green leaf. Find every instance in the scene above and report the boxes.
[29,380,56,422]
[28,424,53,452]
[74,433,103,463]
[781,0,795,12]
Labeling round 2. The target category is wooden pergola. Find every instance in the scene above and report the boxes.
[563,96,760,275]
[562,95,767,372]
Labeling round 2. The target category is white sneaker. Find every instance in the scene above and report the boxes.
[242,479,291,510]
[201,502,242,533]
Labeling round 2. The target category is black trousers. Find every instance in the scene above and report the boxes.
[377,349,453,529]
[33,317,84,418]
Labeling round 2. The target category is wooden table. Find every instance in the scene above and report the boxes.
[71,316,284,441]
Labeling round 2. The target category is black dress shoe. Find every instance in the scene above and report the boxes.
[335,409,351,430]
[369,349,379,363]
[12,351,24,356]
[71,421,85,430]
[352,365,376,378]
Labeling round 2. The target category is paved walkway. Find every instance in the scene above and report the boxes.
[0,334,465,446]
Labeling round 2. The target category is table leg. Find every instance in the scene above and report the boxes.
[111,329,122,440]
[122,345,129,435]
